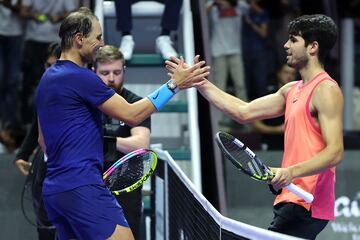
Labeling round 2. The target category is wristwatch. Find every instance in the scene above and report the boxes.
[166,79,180,94]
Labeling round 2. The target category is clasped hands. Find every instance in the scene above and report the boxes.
[165,56,210,90]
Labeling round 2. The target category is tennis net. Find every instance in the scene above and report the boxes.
[149,149,304,240]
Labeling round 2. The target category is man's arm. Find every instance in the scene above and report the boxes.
[166,56,293,123]
[196,80,292,123]
[99,95,154,127]
[116,127,150,154]
[14,114,38,176]
[271,81,344,189]
[99,59,210,126]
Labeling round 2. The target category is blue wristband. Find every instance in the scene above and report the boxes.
[147,83,174,111]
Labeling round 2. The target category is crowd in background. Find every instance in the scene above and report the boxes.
[206,0,360,147]
[0,0,87,153]
[207,0,360,101]
[0,0,360,154]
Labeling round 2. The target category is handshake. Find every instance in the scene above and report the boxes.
[146,55,210,111]
[164,55,210,90]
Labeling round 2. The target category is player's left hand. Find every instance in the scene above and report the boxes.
[269,167,293,190]
[165,56,210,89]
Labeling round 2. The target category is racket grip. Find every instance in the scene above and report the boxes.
[286,183,314,203]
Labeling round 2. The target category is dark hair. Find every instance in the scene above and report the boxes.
[288,14,338,64]
[59,7,97,50]
[46,42,61,59]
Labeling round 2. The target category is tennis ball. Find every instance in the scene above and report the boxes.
[37,14,47,23]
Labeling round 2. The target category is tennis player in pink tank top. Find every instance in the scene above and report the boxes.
[167,14,344,239]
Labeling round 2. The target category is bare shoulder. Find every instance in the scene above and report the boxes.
[314,79,343,99]
[278,81,298,96]
[312,79,343,110]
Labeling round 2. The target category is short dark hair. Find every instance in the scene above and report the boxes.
[59,7,97,50]
[288,14,338,64]
[94,45,125,69]
[46,42,61,59]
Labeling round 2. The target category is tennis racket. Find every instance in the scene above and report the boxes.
[103,148,157,195]
[215,131,314,203]
[21,147,55,229]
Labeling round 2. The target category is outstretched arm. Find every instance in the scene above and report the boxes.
[196,81,287,123]
[166,56,291,124]
[99,58,209,126]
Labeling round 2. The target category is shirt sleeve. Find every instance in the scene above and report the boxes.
[76,71,115,108]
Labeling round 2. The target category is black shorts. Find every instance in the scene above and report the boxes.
[268,202,328,240]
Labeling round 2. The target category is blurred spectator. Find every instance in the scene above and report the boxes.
[252,64,297,149]
[207,0,248,101]
[242,0,269,99]
[262,0,299,75]
[115,0,183,60]
[342,0,360,87]
[0,121,26,154]
[0,0,24,125]
[19,0,78,125]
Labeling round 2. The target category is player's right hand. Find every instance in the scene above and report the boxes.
[165,56,210,88]
[14,159,31,176]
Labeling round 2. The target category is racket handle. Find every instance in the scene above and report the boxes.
[286,183,314,203]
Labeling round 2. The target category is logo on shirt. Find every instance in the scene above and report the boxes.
[293,99,298,103]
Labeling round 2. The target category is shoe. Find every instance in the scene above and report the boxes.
[156,35,178,60]
[119,35,135,60]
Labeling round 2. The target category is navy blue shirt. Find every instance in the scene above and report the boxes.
[35,60,115,195]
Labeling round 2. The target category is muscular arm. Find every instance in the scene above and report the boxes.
[196,80,295,123]
[116,126,150,154]
[99,59,209,126]
[99,94,156,127]
[271,81,344,188]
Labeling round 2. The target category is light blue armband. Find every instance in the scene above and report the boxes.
[147,82,175,111]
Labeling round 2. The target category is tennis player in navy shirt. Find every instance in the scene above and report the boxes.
[35,7,209,240]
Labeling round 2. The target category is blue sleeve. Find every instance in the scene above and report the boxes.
[76,71,115,107]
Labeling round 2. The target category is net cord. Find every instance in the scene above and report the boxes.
[154,148,305,240]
